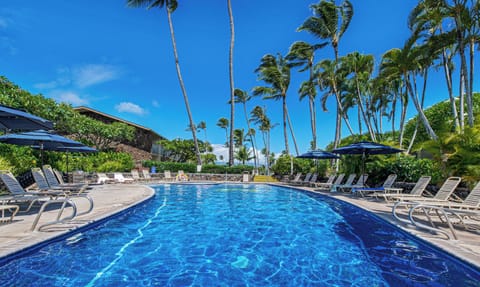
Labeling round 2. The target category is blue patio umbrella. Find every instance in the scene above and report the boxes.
[297,150,340,159]
[297,150,340,173]
[0,105,54,132]
[0,130,94,167]
[331,141,403,185]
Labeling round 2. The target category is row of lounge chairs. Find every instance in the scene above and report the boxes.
[0,165,94,231]
[297,172,480,240]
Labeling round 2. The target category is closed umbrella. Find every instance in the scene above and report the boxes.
[331,141,403,185]
[0,105,53,132]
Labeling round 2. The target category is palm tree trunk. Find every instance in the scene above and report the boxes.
[285,106,299,156]
[308,61,317,149]
[461,50,472,127]
[468,36,475,127]
[282,96,290,155]
[357,105,362,136]
[334,107,342,148]
[332,80,355,136]
[442,49,460,131]
[167,9,202,165]
[398,91,408,149]
[405,74,438,141]
[355,78,376,141]
[243,103,257,169]
[391,94,397,140]
[227,0,235,166]
[309,96,316,149]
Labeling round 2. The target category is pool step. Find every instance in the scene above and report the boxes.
[253,175,278,182]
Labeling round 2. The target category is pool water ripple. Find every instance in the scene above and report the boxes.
[0,184,479,286]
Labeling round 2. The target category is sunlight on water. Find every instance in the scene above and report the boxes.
[0,184,479,286]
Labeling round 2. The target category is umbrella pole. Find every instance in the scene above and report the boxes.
[66,152,69,182]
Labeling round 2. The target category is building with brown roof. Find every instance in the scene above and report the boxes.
[74,106,164,159]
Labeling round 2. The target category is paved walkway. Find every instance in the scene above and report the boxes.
[1,182,479,270]
[289,184,480,269]
[0,184,154,259]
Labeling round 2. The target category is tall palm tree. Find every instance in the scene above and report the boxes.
[409,1,461,131]
[315,59,355,146]
[127,0,202,165]
[286,41,327,149]
[233,88,258,169]
[341,52,376,141]
[254,53,299,156]
[298,0,353,148]
[250,106,275,174]
[227,0,235,166]
[216,117,229,147]
[197,121,207,143]
[380,41,438,143]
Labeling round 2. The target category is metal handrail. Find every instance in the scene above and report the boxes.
[30,199,77,231]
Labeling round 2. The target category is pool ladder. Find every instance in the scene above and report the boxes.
[30,195,94,232]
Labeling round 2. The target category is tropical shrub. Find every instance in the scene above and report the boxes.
[270,154,318,175]
[0,144,37,175]
[142,161,253,174]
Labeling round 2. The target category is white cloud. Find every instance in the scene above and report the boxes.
[73,64,120,88]
[115,102,146,116]
[48,90,89,106]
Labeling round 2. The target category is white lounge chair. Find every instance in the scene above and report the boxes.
[395,181,480,240]
[331,174,356,192]
[131,169,142,181]
[315,174,345,191]
[368,176,432,202]
[96,173,115,184]
[164,170,174,182]
[338,174,368,193]
[114,172,134,183]
[353,174,397,197]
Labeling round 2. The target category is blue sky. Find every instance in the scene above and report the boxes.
[0,0,472,160]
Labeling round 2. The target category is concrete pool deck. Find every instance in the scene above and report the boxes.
[0,182,479,271]
[0,184,154,259]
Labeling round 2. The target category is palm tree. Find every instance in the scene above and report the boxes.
[380,41,438,143]
[286,41,327,149]
[341,52,376,141]
[250,106,275,174]
[197,121,207,143]
[127,0,202,165]
[254,53,299,156]
[227,0,235,166]
[233,128,245,147]
[298,0,353,148]
[409,1,461,131]
[235,145,254,165]
[233,88,258,169]
[315,59,355,147]
[216,117,229,147]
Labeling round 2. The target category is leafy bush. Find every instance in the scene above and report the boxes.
[270,154,320,175]
[0,144,37,175]
[374,155,442,184]
[142,161,253,174]
[0,156,13,172]
[96,161,127,172]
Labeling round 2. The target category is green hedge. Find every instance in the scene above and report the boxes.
[142,160,254,174]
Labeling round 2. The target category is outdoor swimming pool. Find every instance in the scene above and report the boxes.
[0,183,479,286]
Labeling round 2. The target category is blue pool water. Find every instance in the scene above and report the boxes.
[0,184,479,286]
